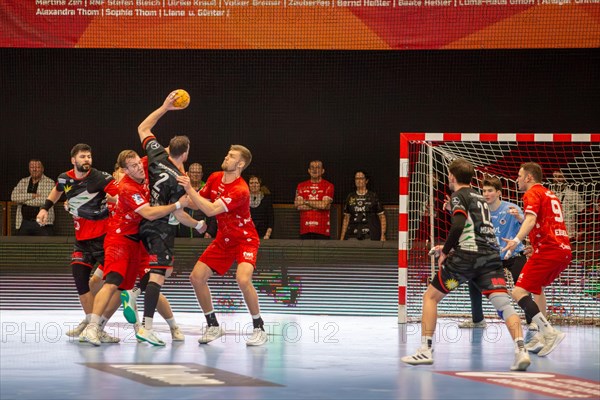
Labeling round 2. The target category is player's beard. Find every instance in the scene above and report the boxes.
[75,162,91,173]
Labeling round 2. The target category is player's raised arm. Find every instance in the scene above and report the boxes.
[138,90,189,144]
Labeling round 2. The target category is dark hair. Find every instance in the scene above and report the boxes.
[482,176,502,191]
[248,175,270,195]
[353,169,371,189]
[521,162,543,183]
[448,158,474,185]
[70,143,92,158]
[169,136,190,158]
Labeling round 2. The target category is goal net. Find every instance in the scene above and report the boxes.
[398,133,600,325]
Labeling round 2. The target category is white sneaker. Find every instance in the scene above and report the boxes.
[79,323,101,346]
[524,324,538,344]
[246,328,268,346]
[66,319,88,337]
[121,289,140,324]
[136,326,166,346]
[525,331,545,354]
[538,329,566,357]
[170,326,185,341]
[99,330,120,344]
[401,346,434,365]
[510,348,531,371]
[459,320,487,329]
[198,326,225,344]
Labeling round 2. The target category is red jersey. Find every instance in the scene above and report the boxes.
[200,172,259,243]
[523,184,572,255]
[107,174,149,236]
[296,179,334,236]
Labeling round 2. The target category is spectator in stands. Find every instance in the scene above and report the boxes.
[249,175,274,240]
[295,160,334,239]
[177,162,216,238]
[340,170,386,241]
[551,170,584,240]
[11,159,55,235]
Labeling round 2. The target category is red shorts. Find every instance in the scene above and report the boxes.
[104,235,144,290]
[199,237,259,275]
[516,249,572,295]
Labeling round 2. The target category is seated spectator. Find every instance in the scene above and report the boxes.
[294,160,334,240]
[176,162,216,238]
[340,170,386,241]
[11,159,55,235]
[248,175,274,239]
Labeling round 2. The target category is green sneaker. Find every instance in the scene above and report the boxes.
[121,289,140,324]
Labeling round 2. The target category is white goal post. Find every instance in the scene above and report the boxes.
[398,133,600,324]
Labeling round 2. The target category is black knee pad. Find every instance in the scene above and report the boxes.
[72,263,92,295]
[104,271,124,287]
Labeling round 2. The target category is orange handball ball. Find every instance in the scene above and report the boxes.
[172,89,190,109]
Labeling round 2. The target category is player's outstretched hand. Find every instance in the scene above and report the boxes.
[176,175,192,191]
[36,209,48,226]
[162,91,183,111]
[177,194,190,209]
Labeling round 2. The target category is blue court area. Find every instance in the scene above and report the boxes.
[1,310,599,400]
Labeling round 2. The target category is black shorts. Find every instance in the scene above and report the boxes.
[431,250,507,295]
[71,235,106,268]
[502,253,527,282]
[140,223,177,268]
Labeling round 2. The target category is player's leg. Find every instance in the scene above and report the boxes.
[459,281,486,328]
[190,260,225,344]
[156,293,184,341]
[89,265,104,296]
[512,254,569,357]
[401,284,446,365]
[237,261,267,346]
[136,269,167,346]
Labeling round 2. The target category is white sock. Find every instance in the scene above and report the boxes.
[252,314,261,320]
[89,314,101,325]
[422,336,433,349]
[85,314,92,323]
[165,317,177,329]
[143,317,153,330]
[532,313,553,335]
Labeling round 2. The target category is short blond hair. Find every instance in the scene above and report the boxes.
[117,150,139,169]
[231,144,252,171]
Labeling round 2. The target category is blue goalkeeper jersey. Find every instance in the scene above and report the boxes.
[490,200,524,259]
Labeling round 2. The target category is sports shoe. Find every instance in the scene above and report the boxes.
[246,328,268,346]
[198,326,225,344]
[99,330,121,344]
[524,324,538,344]
[510,348,531,371]
[538,329,566,357]
[136,326,166,346]
[170,326,185,341]
[459,320,487,329]
[401,346,434,365]
[66,319,88,337]
[79,323,101,346]
[121,289,140,324]
[525,332,545,354]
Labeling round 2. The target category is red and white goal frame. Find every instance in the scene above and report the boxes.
[398,132,600,324]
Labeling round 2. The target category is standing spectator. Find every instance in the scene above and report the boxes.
[11,159,55,236]
[177,162,217,238]
[249,175,274,240]
[550,170,584,240]
[503,162,572,357]
[294,160,334,239]
[340,170,386,241]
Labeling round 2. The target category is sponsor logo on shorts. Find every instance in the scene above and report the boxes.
[243,251,254,259]
[444,278,459,291]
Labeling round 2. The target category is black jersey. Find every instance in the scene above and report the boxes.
[343,191,384,240]
[141,137,186,227]
[449,187,499,255]
[56,168,115,221]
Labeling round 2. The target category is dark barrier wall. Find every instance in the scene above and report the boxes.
[1,49,599,202]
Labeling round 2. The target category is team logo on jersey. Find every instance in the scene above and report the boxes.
[499,218,506,225]
[131,194,145,205]
[452,197,460,205]
[444,278,459,291]
[64,184,72,193]
[222,197,232,204]
[150,141,160,150]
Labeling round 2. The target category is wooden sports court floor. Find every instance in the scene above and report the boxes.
[1,310,598,400]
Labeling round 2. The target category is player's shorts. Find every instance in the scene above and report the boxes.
[199,237,259,276]
[431,250,507,295]
[516,249,572,295]
[71,235,106,268]
[141,223,177,269]
[502,253,527,283]
[103,235,144,290]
